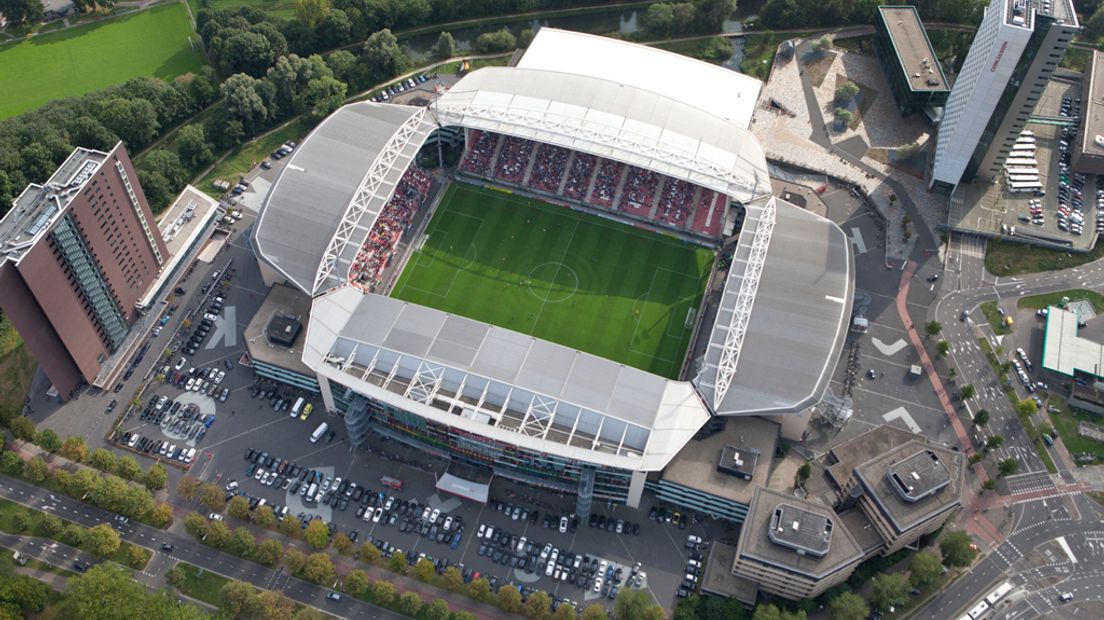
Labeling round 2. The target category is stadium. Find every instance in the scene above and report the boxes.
[253,29,854,511]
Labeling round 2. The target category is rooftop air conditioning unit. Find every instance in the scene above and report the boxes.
[1094,135,1104,148]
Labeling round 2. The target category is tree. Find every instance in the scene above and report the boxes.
[221,580,256,617]
[815,35,834,51]
[304,75,347,118]
[151,502,174,527]
[973,409,989,427]
[325,50,357,83]
[207,521,232,548]
[177,475,200,501]
[968,453,984,465]
[936,340,950,357]
[184,512,209,539]
[221,73,270,133]
[614,588,654,620]
[475,28,517,53]
[231,527,256,556]
[960,384,976,401]
[432,31,457,59]
[128,544,148,568]
[872,572,909,610]
[414,557,435,582]
[344,569,369,595]
[284,548,308,574]
[92,97,160,149]
[60,436,88,462]
[834,81,860,103]
[527,590,552,619]
[304,518,330,549]
[641,3,675,36]
[388,552,405,573]
[85,523,122,558]
[940,531,977,567]
[910,550,942,589]
[424,598,450,620]
[828,591,869,620]
[62,564,204,620]
[2,573,50,613]
[33,428,61,453]
[255,505,277,529]
[176,124,214,171]
[982,478,997,491]
[442,565,464,591]
[360,29,407,86]
[228,496,251,520]
[114,456,142,481]
[998,458,1019,476]
[371,579,396,606]
[199,483,225,512]
[256,539,284,566]
[468,577,491,601]
[144,463,167,492]
[833,108,853,125]
[0,0,44,25]
[88,448,116,473]
[279,513,302,538]
[497,584,523,613]
[0,452,23,476]
[553,603,577,620]
[357,541,381,564]
[9,416,34,440]
[302,552,334,584]
[986,434,1004,450]
[296,0,329,29]
[518,28,536,48]
[62,523,85,547]
[40,513,63,537]
[1016,398,1038,416]
[398,591,423,617]
[253,589,295,619]
[24,456,47,483]
[582,604,609,620]
[925,320,943,336]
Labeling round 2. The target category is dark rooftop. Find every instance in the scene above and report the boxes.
[878,6,948,92]
[826,425,918,490]
[768,503,833,557]
[718,445,759,480]
[267,315,303,348]
[660,417,779,505]
[885,449,952,503]
[245,283,313,375]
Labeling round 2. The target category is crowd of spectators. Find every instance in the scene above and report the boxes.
[349,167,431,292]
[527,144,571,193]
[456,129,725,238]
[618,166,660,216]
[493,135,534,183]
[459,130,499,176]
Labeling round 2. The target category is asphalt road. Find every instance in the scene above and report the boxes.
[0,473,404,619]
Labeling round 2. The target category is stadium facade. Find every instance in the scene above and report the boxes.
[253,30,854,510]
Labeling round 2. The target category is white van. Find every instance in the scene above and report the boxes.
[184,448,197,463]
[290,397,305,418]
[310,422,328,443]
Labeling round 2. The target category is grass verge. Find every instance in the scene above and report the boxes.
[979,301,1012,335]
[985,237,1104,276]
[740,31,812,80]
[0,497,151,569]
[197,117,314,197]
[1049,402,1104,462]
[171,562,230,606]
[1017,289,1104,313]
[655,36,734,63]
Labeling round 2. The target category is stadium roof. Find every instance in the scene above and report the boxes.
[433,67,772,204]
[253,103,430,294]
[695,198,853,415]
[517,28,762,129]
[305,288,711,471]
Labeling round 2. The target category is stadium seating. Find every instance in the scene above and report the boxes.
[349,167,431,292]
[457,129,726,239]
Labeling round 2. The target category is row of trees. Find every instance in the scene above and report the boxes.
[757,0,986,30]
[63,564,207,620]
[639,0,737,37]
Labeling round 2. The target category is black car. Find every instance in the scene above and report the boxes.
[73,561,91,572]
[161,544,174,552]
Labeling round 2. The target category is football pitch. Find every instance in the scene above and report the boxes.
[391,184,713,379]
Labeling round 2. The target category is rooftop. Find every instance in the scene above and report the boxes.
[853,440,963,534]
[737,487,863,578]
[700,543,758,603]
[245,283,315,376]
[877,6,949,92]
[1042,306,1104,378]
[660,416,779,505]
[0,146,110,265]
[1079,50,1104,159]
[1005,0,1077,29]
[138,185,221,310]
[826,424,921,489]
[837,508,886,555]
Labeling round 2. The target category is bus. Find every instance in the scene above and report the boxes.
[1005,157,1038,166]
[985,581,1013,605]
[1008,180,1043,192]
[380,476,405,490]
[967,600,990,619]
[310,422,328,443]
[1007,174,1040,183]
[290,397,305,418]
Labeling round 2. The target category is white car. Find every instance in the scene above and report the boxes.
[443,516,453,531]
[545,561,556,577]
[208,513,224,521]
[540,543,553,561]
[174,357,185,370]
[215,370,225,384]
[372,507,384,523]
[185,377,196,391]
[429,508,440,523]
[254,468,265,481]
[559,516,569,533]
[592,577,603,592]
[203,313,219,322]
[477,524,486,538]
[225,481,239,491]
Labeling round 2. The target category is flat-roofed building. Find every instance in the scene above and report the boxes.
[1074,51,1104,174]
[846,441,963,554]
[874,6,949,116]
[0,143,168,398]
[732,487,864,601]
[1041,305,1104,380]
[244,283,319,393]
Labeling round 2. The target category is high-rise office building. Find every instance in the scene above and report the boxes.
[931,0,1077,188]
[0,142,167,399]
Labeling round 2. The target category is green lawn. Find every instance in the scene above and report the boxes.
[391,184,713,378]
[0,3,205,119]
[985,237,1104,276]
[1017,289,1104,313]
[171,562,230,606]
[1050,403,1104,463]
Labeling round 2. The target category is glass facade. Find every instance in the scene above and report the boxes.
[51,214,128,349]
[253,360,320,393]
[647,479,751,524]
[329,379,635,504]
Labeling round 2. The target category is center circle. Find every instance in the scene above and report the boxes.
[526,262,579,303]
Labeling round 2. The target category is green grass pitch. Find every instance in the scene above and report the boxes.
[0,4,205,119]
[391,183,714,379]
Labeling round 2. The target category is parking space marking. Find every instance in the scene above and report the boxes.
[871,337,908,356]
[849,227,867,254]
[844,384,947,414]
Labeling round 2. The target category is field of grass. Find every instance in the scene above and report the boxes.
[391,184,713,378]
[197,117,313,198]
[986,237,1104,276]
[189,0,297,20]
[171,562,230,606]
[0,3,205,119]
[1017,289,1104,313]
[1051,403,1104,462]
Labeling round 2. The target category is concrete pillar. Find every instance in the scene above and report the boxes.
[626,470,647,509]
[318,372,335,413]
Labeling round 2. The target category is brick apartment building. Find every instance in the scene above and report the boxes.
[0,142,167,399]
